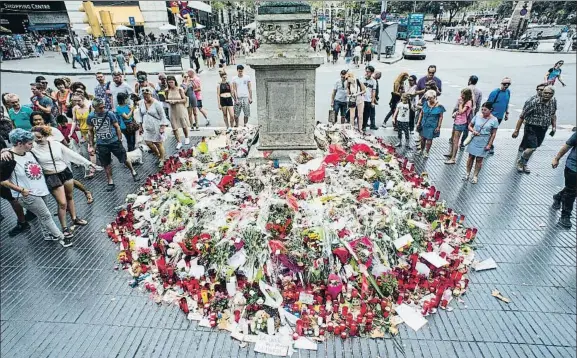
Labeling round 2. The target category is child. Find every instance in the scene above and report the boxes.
[116,92,137,152]
[393,94,411,148]
[56,114,78,148]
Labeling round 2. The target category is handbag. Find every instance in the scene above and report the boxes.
[125,121,140,134]
[44,141,62,190]
[463,116,490,146]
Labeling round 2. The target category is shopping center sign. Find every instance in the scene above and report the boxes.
[1,1,67,12]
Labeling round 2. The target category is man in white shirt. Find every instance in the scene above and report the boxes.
[110,71,135,109]
[362,66,377,131]
[78,45,91,71]
[231,65,253,127]
[69,45,82,70]
[353,44,362,67]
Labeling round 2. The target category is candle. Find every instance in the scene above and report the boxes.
[340,331,347,339]
[327,322,334,332]
[334,326,341,335]
[296,319,304,335]
[396,295,403,305]
[234,310,241,323]
[341,305,349,316]
[360,303,367,317]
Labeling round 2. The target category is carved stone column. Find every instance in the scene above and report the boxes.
[246,1,324,151]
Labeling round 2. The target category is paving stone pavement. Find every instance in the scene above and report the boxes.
[1,134,575,358]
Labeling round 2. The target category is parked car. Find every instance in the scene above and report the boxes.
[402,38,427,60]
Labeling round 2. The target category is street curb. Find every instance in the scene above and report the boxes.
[424,39,576,54]
[0,69,186,76]
[379,56,403,65]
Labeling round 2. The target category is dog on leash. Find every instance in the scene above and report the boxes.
[126,148,143,165]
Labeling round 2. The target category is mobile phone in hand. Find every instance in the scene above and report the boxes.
[549,130,556,137]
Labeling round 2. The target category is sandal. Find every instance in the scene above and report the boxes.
[85,191,94,204]
[471,176,478,184]
[73,218,88,226]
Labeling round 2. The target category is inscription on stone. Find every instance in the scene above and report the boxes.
[258,1,311,15]
[266,81,305,134]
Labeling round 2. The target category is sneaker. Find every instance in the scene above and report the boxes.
[381,123,387,128]
[44,234,60,241]
[523,165,531,174]
[132,172,139,181]
[423,151,430,158]
[444,159,456,165]
[176,142,183,150]
[106,183,116,192]
[370,126,378,130]
[24,211,37,221]
[516,162,524,173]
[552,194,561,210]
[471,176,478,184]
[8,222,30,237]
[443,154,452,158]
[463,173,470,181]
[558,216,572,229]
[59,236,73,248]
[205,119,211,126]
[184,138,190,145]
[395,142,402,148]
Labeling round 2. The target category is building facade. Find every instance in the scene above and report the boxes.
[1,1,70,34]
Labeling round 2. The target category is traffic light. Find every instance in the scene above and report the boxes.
[80,1,102,37]
[100,10,115,37]
[184,13,193,28]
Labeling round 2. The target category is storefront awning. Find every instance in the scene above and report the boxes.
[95,6,145,26]
[187,1,211,13]
[27,23,68,31]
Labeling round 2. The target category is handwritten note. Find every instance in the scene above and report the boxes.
[253,333,290,356]
[298,292,314,305]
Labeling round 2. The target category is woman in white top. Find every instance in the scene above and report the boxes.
[139,87,170,167]
[29,125,100,239]
[344,72,366,132]
[0,129,67,246]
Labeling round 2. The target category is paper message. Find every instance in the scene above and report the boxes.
[474,258,497,271]
[420,252,449,268]
[298,292,314,305]
[394,234,413,250]
[253,333,290,356]
[396,304,428,331]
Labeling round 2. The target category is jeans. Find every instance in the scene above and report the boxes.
[362,102,375,129]
[409,107,415,132]
[122,129,136,152]
[72,55,82,69]
[62,52,70,64]
[333,101,347,122]
[17,195,63,239]
[81,58,91,70]
[555,167,576,217]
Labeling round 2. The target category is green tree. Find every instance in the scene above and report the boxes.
[444,1,474,24]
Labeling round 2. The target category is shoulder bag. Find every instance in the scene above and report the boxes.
[462,116,490,146]
[43,141,62,189]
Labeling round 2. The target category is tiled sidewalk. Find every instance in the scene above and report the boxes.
[1,134,575,358]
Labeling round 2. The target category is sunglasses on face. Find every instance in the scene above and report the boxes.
[502,83,510,86]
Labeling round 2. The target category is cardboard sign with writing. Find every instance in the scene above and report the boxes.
[298,292,314,305]
[253,333,290,356]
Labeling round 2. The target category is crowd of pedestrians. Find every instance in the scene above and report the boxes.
[329,59,573,228]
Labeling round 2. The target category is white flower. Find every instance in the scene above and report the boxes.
[257,298,264,305]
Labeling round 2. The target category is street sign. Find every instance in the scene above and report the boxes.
[520,8,527,16]
[129,16,135,26]
[380,11,387,21]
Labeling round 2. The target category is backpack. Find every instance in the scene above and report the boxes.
[336,44,341,52]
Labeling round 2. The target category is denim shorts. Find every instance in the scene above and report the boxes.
[333,101,347,118]
[453,123,468,132]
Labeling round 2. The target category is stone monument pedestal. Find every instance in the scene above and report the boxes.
[246,2,324,152]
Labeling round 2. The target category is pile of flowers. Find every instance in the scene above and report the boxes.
[107,125,477,345]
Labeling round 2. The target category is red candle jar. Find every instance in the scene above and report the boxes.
[341,305,349,316]
[396,295,403,305]
[210,320,217,327]
[350,323,358,336]
[356,315,363,324]
[327,322,334,332]
[340,331,347,339]
[319,329,325,336]
[383,310,390,318]
[334,326,341,335]
[296,319,304,335]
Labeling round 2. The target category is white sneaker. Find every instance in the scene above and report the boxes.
[184,138,190,145]
[176,142,182,150]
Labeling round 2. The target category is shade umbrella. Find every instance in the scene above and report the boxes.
[159,24,178,31]
[195,24,206,30]
[243,22,256,30]
[0,26,11,33]
[116,25,134,31]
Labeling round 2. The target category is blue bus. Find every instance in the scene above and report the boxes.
[397,14,424,40]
